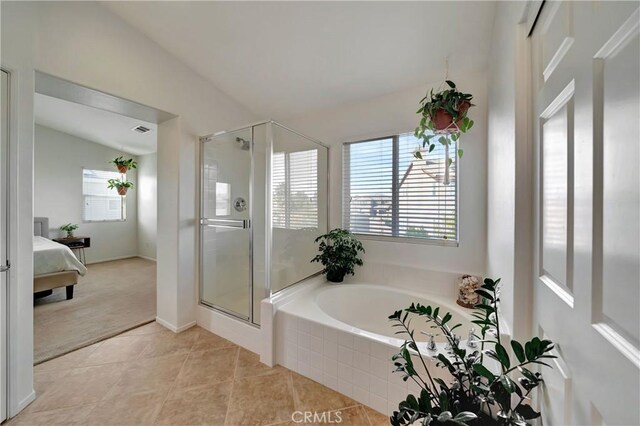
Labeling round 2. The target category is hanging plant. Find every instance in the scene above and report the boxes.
[107,178,134,196]
[414,80,474,163]
[109,156,137,174]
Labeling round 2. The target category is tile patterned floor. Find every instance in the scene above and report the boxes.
[8,323,389,426]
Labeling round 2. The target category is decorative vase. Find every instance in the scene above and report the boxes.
[117,186,128,196]
[456,274,480,308]
[116,164,129,174]
[326,270,345,283]
[432,101,470,134]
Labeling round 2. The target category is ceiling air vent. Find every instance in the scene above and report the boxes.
[131,125,151,134]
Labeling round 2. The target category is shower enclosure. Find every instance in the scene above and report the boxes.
[199,121,329,326]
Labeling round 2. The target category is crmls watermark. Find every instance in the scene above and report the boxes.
[291,410,343,424]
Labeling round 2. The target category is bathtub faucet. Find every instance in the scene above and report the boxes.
[467,327,478,348]
[421,332,437,351]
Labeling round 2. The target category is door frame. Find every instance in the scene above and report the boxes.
[0,67,11,424]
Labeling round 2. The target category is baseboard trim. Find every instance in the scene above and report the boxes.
[85,255,138,265]
[155,317,196,333]
[136,255,157,262]
[10,389,36,418]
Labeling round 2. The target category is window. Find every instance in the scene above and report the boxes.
[342,133,457,242]
[272,149,319,230]
[82,169,126,222]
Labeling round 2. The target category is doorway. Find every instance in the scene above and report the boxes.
[31,72,171,363]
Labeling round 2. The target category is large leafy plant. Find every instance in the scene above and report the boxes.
[311,228,364,283]
[389,278,555,425]
[414,80,474,164]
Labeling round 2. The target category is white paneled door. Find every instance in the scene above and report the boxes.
[0,69,9,423]
[531,2,639,425]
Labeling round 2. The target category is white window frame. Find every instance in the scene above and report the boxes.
[82,168,127,223]
[342,132,459,247]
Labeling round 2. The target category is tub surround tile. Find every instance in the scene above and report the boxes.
[354,335,371,354]
[324,327,338,343]
[338,362,354,383]
[369,393,388,415]
[338,346,354,366]
[353,350,370,370]
[338,331,354,348]
[323,339,338,359]
[323,356,338,376]
[370,356,389,379]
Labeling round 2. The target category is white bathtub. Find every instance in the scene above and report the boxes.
[274,280,479,416]
[316,284,474,344]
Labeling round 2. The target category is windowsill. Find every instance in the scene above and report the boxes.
[352,233,459,247]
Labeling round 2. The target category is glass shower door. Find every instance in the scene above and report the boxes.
[200,128,252,320]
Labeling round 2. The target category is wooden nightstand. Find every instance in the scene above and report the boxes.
[53,236,91,265]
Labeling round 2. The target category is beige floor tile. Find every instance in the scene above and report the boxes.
[362,405,390,426]
[235,348,285,379]
[139,331,197,359]
[81,335,152,366]
[107,353,188,396]
[191,327,237,352]
[119,321,167,337]
[174,347,239,388]
[34,342,102,371]
[155,381,232,425]
[6,404,95,426]
[226,371,295,426]
[291,372,357,413]
[88,387,168,426]
[26,363,128,413]
[33,367,72,396]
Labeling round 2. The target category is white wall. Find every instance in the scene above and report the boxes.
[34,125,139,263]
[485,2,532,339]
[283,73,488,290]
[137,153,157,260]
[1,1,256,416]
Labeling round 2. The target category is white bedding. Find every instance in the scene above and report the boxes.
[33,236,87,276]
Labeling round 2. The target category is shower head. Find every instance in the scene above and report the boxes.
[236,137,251,150]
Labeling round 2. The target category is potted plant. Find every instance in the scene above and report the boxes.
[389,278,555,425]
[59,223,79,238]
[107,178,134,196]
[109,156,137,174]
[414,80,474,163]
[311,228,365,283]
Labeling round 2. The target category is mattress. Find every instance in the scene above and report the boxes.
[33,236,87,276]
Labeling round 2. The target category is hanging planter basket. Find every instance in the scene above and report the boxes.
[110,156,137,175]
[432,100,471,134]
[116,164,129,174]
[116,186,129,196]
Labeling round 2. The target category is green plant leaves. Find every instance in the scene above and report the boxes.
[472,364,495,381]
[511,340,526,363]
[445,80,456,89]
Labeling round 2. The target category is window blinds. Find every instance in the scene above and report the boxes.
[343,133,457,241]
[82,169,125,222]
[272,149,319,230]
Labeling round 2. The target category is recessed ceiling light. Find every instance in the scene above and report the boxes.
[131,125,151,134]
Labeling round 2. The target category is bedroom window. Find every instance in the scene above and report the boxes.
[82,169,126,222]
[342,132,457,243]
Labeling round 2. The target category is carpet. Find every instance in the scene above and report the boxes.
[34,257,157,364]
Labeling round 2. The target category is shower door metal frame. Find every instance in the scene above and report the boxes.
[199,124,255,324]
[199,120,330,326]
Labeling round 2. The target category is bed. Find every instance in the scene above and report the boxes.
[33,217,87,300]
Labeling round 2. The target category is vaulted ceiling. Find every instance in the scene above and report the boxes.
[104,1,496,119]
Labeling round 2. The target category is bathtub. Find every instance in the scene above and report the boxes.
[274,280,480,416]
